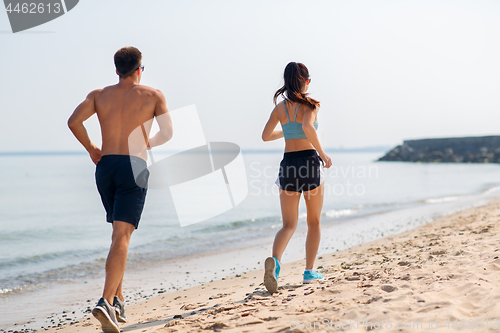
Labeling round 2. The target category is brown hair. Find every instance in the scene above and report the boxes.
[273,62,320,109]
[114,47,142,79]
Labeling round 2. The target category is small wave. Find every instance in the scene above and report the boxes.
[0,248,105,270]
[484,186,500,195]
[0,258,107,296]
[192,215,281,233]
[324,209,359,219]
[0,285,26,296]
[424,196,459,204]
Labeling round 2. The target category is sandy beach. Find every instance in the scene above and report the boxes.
[21,198,498,333]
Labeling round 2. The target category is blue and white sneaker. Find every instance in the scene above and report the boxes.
[303,270,323,284]
[264,257,280,294]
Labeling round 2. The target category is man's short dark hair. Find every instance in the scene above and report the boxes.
[114,47,142,79]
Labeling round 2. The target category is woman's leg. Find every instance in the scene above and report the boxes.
[303,183,324,270]
[272,189,301,262]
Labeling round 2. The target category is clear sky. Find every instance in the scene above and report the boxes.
[1,0,499,152]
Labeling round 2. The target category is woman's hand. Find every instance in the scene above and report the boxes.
[319,152,332,168]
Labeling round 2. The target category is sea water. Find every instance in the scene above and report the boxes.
[1,151,500,328]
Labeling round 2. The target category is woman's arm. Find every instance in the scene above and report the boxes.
[302,107,332,168]
[262,107,284,141]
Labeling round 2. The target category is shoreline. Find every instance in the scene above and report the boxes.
[3,197,500,332]
[29,197,500,333]
[2,188,500,331]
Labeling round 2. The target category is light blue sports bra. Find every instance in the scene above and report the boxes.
[282,101,318,140]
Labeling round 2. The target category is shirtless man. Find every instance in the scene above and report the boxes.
[68,47,172,333]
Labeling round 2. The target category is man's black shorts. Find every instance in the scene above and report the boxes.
[95,155,148,229]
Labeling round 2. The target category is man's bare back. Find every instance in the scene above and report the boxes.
[95,83,169,158]
[68,75,172,164]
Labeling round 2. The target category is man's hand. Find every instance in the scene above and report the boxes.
[89,145,102,165]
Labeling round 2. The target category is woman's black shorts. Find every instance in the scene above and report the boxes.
[275,149,324,193]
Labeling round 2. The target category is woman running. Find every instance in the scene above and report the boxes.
[261,62,332,294]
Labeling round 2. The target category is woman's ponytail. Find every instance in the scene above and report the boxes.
[273,62,320,109]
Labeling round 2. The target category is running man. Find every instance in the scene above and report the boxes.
[68,47,173,333]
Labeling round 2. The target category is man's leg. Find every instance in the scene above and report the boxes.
[102,220,135,304]
[115,276,124,302]
[112,275,127,323]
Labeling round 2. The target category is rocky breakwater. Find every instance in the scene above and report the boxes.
[378,136,500,163]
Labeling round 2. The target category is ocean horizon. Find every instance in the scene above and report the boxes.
[0,146,393,156]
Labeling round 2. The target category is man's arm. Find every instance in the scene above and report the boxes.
[149,90,173,148]
[68,90,102,164]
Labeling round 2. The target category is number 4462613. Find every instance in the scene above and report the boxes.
[5,3,61,14]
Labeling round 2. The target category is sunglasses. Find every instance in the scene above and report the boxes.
[137,65,145,72]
